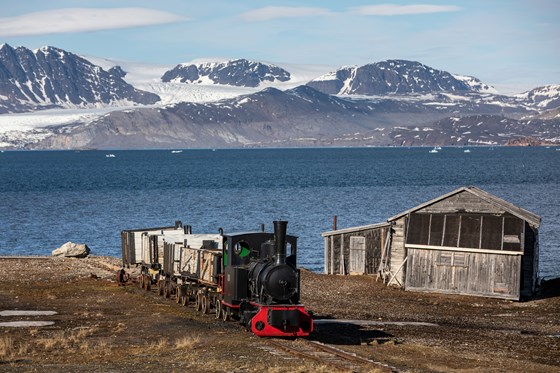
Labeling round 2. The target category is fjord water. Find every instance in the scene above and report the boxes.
[0,147,559,278]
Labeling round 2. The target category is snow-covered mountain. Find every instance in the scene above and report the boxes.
[0,44,160,114]
[306,60,496,95]
[161,58,291,87]
[1,44,559,149]
[515,85,560,110]
[10,85,551,150]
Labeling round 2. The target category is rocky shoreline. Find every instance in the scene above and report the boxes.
[1,256,559,372]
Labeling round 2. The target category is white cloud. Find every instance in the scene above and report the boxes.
[0,8,187,37]
[241,6,331,21]
[351,4,462,16]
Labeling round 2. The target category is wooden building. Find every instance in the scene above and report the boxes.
[322,222,391,276]
[323,186,541,300]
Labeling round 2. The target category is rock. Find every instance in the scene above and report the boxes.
[52,242,90,258]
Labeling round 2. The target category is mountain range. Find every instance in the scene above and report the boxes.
[0,43,559,149]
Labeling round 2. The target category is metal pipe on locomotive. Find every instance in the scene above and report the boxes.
[120,220,313,337]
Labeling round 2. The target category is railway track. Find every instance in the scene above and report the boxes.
[265,338,397,372]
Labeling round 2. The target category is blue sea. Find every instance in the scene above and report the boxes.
[0,147,558,278]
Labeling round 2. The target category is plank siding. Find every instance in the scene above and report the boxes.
[418,192,505,215]
[388,217,406,286]
[322,224,389,275]
[406,248,521,299]
[349,236,366,274]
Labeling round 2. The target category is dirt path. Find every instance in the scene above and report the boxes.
[1,256,559,372]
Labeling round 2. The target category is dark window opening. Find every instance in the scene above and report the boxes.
[429,215,444,246]
[503,217,523,251]
[407,214,430,245]
[481,216,502,250]
[443,215,460,247]
[406,212,524,252]
[459,215,481,248]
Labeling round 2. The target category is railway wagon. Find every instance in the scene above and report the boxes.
[121,221,194,290]
[121,221,314,337]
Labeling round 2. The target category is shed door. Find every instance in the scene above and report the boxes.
[349,236,366,274]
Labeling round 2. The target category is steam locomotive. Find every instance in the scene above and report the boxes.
[120,220,313,337]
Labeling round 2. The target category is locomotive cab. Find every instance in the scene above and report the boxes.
[221,221,313,337]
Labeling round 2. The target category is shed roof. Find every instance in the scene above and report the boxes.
[387,186,541,228]
[321,222,391,237]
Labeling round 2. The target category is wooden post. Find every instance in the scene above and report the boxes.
[333,215,337,231]
[330,236,334,275]
[324,236,329,274]
[340,233,345,275]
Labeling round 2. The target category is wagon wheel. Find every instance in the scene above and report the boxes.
[195,293,202,312]
[181,292,189,306]
[164,282,170,298]
[222,306,229,322]
[158,280,164,296]
[201,295,209,314]
[215,299,222,319]
[175,285,182,304]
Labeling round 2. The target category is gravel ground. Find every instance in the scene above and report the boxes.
[0,256,559,372]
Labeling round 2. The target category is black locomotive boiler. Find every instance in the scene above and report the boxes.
[121,220,314,337]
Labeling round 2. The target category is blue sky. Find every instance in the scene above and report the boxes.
[1,0,558,94]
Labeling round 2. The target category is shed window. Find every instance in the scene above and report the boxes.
[429,215,444,246]
[406,213,524,252]
[407,214,430,245]
[481,216,502,250]
[442,215,460,247]
[459,215,481,248]
[503,217,523,251]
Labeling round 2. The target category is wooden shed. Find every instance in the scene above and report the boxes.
[323,186,541,300]
[322,222,391,275]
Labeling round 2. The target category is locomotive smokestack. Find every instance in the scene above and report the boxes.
[273,220,288,265]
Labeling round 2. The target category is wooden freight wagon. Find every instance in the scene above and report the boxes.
[323,186,541,300]
[121,221,188,267]
[162,234,223,285]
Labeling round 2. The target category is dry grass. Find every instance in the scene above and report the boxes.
[151,338,169,351]
[36,330,67,350]
[269,365,339,373]
[0,335,31,362]
[174,335,202,350]
[34,326,100,354]
[0,335,14,360]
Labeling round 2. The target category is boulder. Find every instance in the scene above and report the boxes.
[52,242,90,258]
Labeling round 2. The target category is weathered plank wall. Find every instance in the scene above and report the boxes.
[388,217,407,286]
[405,248,522,300]
[323,224,389,275]
[418,193,505,215]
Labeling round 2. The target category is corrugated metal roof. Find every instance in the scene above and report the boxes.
[387,186,541,228]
